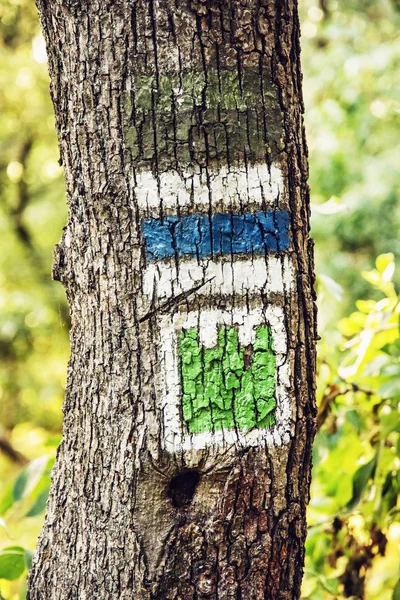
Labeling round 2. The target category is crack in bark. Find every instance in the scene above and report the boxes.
[138,276,216,323]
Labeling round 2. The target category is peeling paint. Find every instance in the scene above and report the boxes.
[134,163,284,214]
[124,63,284,170]
[142,211,290,260]
[142,255,294,304]
[179,325,277,434]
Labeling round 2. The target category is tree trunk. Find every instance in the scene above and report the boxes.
[27,1,317,599]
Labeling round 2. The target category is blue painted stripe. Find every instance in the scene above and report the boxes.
[142,211,290,261]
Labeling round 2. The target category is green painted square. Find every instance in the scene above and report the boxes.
[178,325,277,434]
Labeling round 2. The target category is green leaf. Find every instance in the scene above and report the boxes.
[380,472,399,517]
[26,487,49,517]
[393,578,400,600]
[381,364,400,377]
[0,546,26,581]
[317,574,339,595]
[361,269,381,286]
[0,486,14,516]
[378,378,400,400]
[319,274,344,301]
[376,253,394,276]
[381,339,400,356]
[24,549,33,570]
[312,196,347,215]
[346,455,377,511]
[380,411,400,438]
[19,577,27,600]
[13,455,49,502]
[0,518,8,535]
[355,299,377,313]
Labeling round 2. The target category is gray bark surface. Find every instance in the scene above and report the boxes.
[27,1,317,599]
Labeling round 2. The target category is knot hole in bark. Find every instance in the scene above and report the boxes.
[168,470,201,508]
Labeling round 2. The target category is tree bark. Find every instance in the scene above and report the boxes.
[27,1,317,599]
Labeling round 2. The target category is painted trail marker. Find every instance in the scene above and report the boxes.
[179,325,277,434]
[142,210,290,260]
[157,306,292,452]
[137,164,294,452]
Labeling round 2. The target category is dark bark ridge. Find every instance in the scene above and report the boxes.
[27,1,317,599]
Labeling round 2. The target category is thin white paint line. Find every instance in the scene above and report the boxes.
[142,255,294,304]
[133,163,284,213]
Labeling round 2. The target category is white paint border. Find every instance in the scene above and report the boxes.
[157,304,293,452]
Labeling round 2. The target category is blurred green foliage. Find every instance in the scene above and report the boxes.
[0,0,68,436]
[0,0,399,598]
[305,255,400,599]
[0,0,68,595]
[302,0,400,322]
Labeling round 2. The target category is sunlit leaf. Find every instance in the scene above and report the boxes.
[0,546,26,581]
[393,578,400,600]
[312,196,347,215]
[361,270,381,286]
[24,548,33,570]
[12,455,49,502]
[378,378,400,400]
[26,487,49,517]
[376,253,395,276]
[346,455,377,511]
[380,412,400,437]
[0,486,14,516]
[355,300,376,313]
[319,274,344,301]
[0,518,8,534]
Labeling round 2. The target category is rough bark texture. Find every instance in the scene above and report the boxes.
[27,1,317,599]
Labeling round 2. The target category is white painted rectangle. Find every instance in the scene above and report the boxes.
[134,163,284,214]
[157,305,293,453]
[142,255,294,304]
